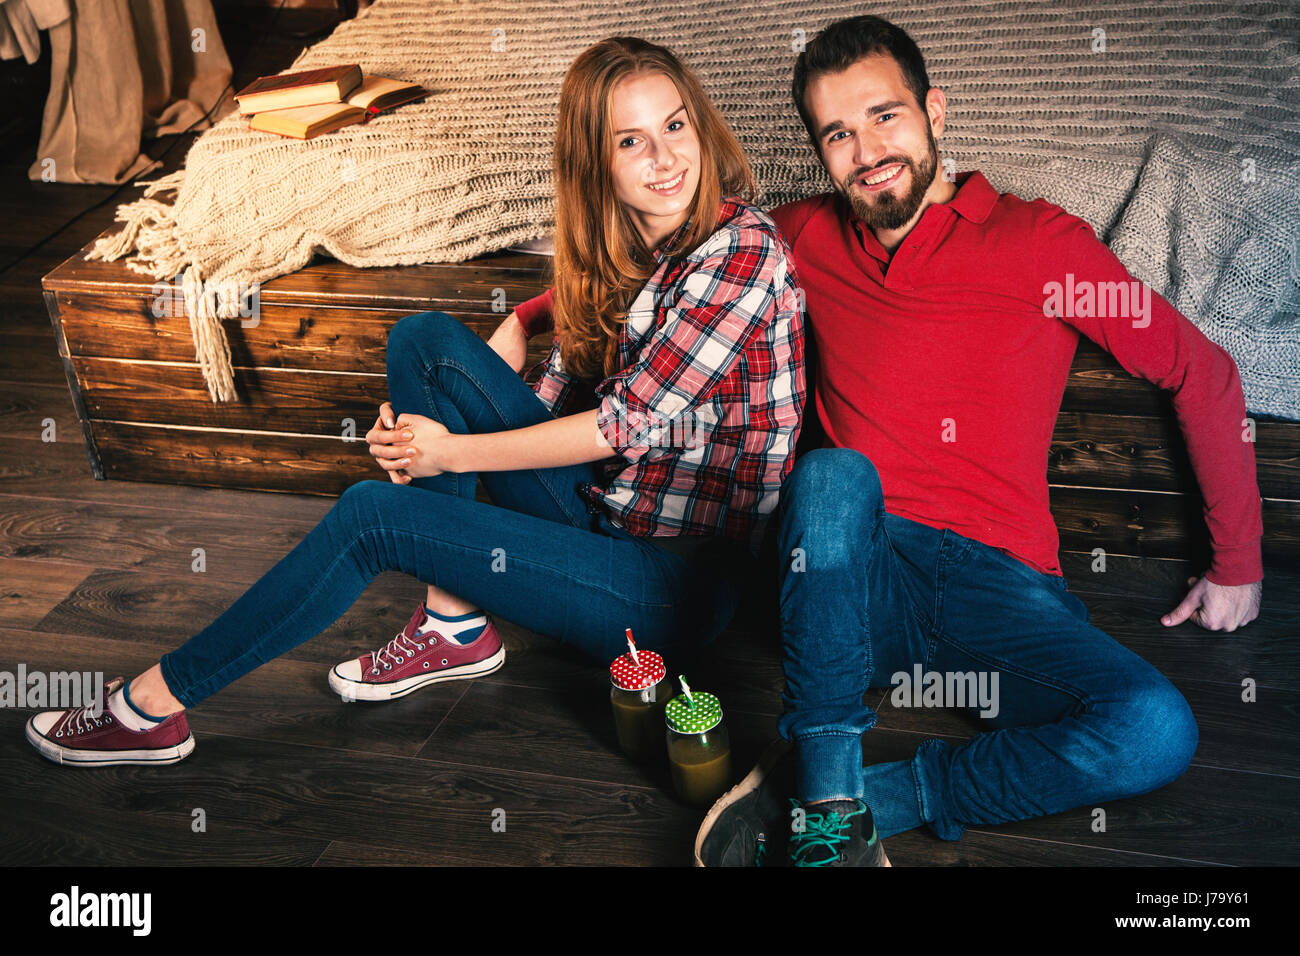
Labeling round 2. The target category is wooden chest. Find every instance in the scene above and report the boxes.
[42,237,560,497]
[42,229,1299,566]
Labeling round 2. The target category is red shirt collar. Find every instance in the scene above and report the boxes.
[849,170,997,255]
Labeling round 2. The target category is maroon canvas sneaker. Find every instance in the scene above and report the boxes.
[329,604,506,702]
[25,677,195,767]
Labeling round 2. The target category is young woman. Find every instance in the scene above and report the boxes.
[26,36,806,766]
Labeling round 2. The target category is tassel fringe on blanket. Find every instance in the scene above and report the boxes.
[84,170,238,403]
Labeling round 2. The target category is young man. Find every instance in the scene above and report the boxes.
[696,14,1264,867]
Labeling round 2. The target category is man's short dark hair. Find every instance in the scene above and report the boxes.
[792,15,931,150]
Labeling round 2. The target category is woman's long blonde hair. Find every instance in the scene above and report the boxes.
[551,37,757,381]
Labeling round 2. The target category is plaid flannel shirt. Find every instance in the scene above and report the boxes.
[513,197,806,556]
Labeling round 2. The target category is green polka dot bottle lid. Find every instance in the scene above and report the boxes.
[664,675,723,734]
[609,629,666,690]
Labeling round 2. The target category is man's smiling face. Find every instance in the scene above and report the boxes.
[804,53,947,236]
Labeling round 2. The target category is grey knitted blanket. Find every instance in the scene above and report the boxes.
[88,0,1300,419]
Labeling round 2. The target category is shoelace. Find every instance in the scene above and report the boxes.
[368,627,436,675]
[52,700,114,739]
[788,799,866,867]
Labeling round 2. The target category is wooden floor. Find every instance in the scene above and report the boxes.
[1,9,1297,868]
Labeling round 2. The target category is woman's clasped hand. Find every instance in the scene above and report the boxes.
[366,401,453,482]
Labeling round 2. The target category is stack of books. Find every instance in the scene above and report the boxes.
[236,64,429,140]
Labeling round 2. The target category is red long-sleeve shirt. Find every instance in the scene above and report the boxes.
[769,170,1263,585]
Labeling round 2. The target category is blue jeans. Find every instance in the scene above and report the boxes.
[160,312,746,708]
[775,448,1199,841]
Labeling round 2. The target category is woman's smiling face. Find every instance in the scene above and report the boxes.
[607,71,701,250]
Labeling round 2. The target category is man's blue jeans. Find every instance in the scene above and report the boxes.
[775,447,1199,841]
[160,311,745,708]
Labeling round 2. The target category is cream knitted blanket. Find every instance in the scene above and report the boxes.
[87,0,1300,419]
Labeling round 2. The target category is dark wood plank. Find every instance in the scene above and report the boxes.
[52,292,549,372]
[1059,337,1171,416]
[0,795,330,866]
[0,558,93,628]
[86,422,546,496]
[0,433,338,524]
[0,182,118,260]
[1077,593,1300,690]
[1176,678,1300,777]
[0,329,65,388]
[0,382,79,441]
[312,841,502,866]
[1050,485,1300,561]
[1059,551,1300,611]
[1,255,77,324]
[42,232,550,307]
[0,495,321,583]
[0,731,710,866]
[76,357,391,435]
[90,420,375,495]
[1049,411,1299,500]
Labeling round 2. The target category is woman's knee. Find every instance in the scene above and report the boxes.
[386,311,466,378]
[332,479,406,535]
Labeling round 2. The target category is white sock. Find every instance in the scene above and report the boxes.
[109,684,165,732]
[419,606,487,645]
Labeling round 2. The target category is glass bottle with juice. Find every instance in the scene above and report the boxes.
[664,676,732,807]
[609,630,673,762]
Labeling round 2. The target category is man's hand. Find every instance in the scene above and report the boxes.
[1162,575,1262,632]
[486,310,529,374]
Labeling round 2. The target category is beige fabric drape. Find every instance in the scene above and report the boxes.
[21,0,236,184]
[0,0,68,63]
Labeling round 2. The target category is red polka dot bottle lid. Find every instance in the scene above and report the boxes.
[610,632,666,690]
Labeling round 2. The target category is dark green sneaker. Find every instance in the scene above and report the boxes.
[693,740,796,866]
[788,798,890,867]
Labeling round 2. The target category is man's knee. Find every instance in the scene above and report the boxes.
[1090,677,1199,797]
[1129,679,1199,788]
[783,447,884,516]
[778,448,885,568]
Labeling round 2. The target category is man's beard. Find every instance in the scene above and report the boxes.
[841,125,939,232]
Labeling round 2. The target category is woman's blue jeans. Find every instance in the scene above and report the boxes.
[159,312,744,708]
[775,447,1199,841]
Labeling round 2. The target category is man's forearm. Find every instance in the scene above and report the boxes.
[448,407,617,472]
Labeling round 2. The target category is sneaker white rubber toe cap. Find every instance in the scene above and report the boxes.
[333,659,364,683]
[28,710,60,738]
